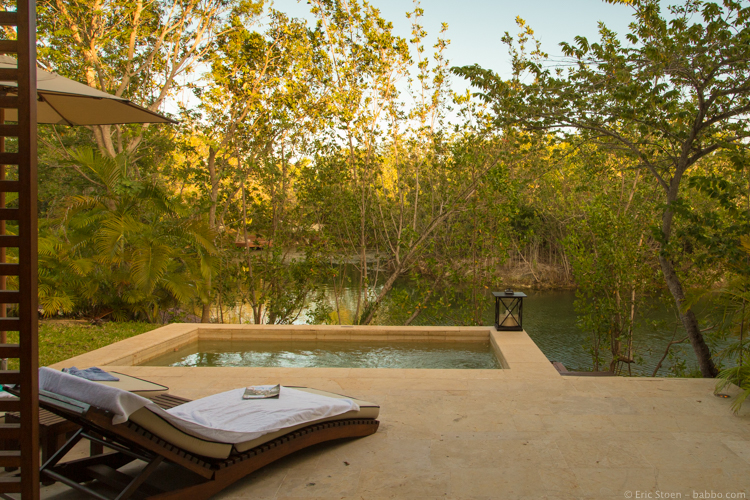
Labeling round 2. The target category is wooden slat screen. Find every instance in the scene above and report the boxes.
[0,0,39,498]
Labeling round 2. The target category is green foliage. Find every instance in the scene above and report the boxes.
[565,167,660,373]
[233,246,329,325]
[716,365,750,413]
[454,0,750,377]
[39,148,217,322]
[710,236,750,412]
[679,148,750,275]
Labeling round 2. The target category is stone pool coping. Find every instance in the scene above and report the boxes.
[49,324,559,377]
[40,324,750,499]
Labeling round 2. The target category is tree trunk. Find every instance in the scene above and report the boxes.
[241,182,262,325]
[658,254,718,377]
[610,289,623,373]
[199,147,220,322]
[207,147,219,228]
[361,262,403,325]
[201,302,211,323]
[659,167,719,378]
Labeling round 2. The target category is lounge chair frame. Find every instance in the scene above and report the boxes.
[33,388,379,500]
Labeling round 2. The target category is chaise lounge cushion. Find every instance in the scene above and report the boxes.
[39,367,379,459]
[129,387,380,458]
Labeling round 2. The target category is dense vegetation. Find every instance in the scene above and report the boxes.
[18,0,750,394]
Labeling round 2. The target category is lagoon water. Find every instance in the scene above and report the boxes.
[520,290,690,376]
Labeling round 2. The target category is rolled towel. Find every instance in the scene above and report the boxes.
[62,366,120,382]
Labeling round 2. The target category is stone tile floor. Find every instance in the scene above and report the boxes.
[29,365,750,500]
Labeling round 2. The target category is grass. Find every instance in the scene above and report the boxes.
[6,320,157,368]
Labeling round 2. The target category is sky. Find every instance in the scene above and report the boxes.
[275,0,637,78]
[175,0,641,117]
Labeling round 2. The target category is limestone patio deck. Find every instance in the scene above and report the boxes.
[34,326,750,499]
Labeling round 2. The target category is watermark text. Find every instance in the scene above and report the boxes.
[624,491,746,499]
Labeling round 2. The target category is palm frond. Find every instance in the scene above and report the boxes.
[184,219,219,254]
[130,241,172,293]
[160,273,196,304]
[716,365,750,414]
[38,285,76,317]
[66,147,124,191]
[94,213,144,257]
[69,258,95,276]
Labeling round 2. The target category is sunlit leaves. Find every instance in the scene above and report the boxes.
[39,147,218,322]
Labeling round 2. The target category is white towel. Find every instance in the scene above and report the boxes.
[156,386,359,444]
[39,367,150,424]
[39,368,359,444]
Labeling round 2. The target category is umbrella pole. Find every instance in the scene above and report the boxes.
[0,108,6,371]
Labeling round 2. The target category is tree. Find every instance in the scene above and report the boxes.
[34,0,257,160]
[306,0,411,322]
[178,8,325,322]
[454,0,750,377]
[39,148,217,322]
[563,149,662,373]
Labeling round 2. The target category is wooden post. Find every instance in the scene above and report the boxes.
[0,1,39,498]
[0,107,7,373]
[18,0,40,497]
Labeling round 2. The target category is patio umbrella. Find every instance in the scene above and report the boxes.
[0,55,176,125]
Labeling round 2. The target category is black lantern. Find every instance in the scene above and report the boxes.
[493,289,526,331]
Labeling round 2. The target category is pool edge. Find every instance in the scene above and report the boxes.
[48,324,559,379]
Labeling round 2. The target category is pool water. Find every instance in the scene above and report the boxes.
[139,340,502,369]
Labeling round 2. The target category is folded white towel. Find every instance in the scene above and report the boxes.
[39,368,359,444]
[39,367,150,424]
[158,386,359,444]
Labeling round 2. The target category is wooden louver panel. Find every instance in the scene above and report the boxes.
[0,0,39,498]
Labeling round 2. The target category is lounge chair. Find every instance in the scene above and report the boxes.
[13,368,379,500]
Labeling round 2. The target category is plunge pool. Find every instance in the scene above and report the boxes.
[138,339,502,370]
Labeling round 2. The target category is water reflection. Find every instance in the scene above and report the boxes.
[141,340,502,370]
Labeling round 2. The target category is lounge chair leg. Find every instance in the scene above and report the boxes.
[51,452,136,483]
[89,430,104,455]
[41,428,84,472]
[42,452,163,500]
[41,468,112,500]
[114,455,164,500]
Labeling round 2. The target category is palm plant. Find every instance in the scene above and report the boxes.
[713,238,750,413]
[40,147,217,322]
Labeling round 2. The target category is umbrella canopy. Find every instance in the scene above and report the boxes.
[0,56,176,125]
